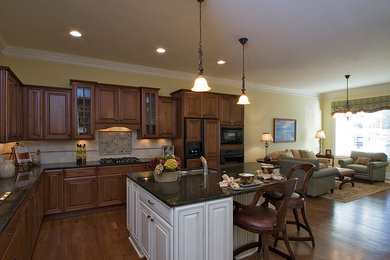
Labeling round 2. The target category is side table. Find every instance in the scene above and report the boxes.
[316,154,335,167]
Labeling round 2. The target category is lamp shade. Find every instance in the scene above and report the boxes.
[237,93,250,105]
[261,133,274,142]
[191,75,211,92]
[315,129,326,139]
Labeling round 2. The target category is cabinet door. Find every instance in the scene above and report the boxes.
[183,92,202,118]
[140,88,159,138]
[43,89,71,139]
[205,156,220,168]
[72,81,95,139]
[206,198,233,260]
[186,158,202,168]
[127,179,139,238]
[159,97,177,138]
[174,204,205,260]
[138,201,152,259]
[218,95,232,126]
[204,119,220,158]
[25,87,42,140]
[6,73,22,141]
[98,174,123,207]
[231,97,244,126]
[64,176,97,212]
[44,170,63,215]
[151,213,173,260]
[95,85,119,123]
[185,119,202,142]
[1,222,23,260]
[120,87,140,124]
[203,93,218,119]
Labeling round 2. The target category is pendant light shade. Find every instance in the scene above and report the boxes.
[237,37,250,105]
[191,0,210,92]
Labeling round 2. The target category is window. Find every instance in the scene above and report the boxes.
[335,110,390,157]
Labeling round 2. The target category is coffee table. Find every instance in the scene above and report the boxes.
[336,167,355,189]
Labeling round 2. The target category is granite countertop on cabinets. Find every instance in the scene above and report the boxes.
[0,158,150,234]
[126,162,265,208]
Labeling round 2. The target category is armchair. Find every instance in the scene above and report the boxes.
[338,151,388,184]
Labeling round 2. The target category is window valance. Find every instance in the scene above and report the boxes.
[331,95,390,115]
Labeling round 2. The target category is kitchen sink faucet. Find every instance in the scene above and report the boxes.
[200,156,208,175]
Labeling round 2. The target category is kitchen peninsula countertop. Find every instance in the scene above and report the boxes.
[0,159,150,234]
[126,162,264,207]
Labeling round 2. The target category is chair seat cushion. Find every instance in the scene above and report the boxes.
[234,206,277,231]
[345,164,368,173]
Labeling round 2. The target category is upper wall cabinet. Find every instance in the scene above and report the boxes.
[178,91,218,119]
[0,67,23,142]
[218,95,244,126]
[139,87,159,138]
[23,86,42,140]
[159,96,177,138]
[71,80,96,139]
[95,84,140,129]
[43,88,72,140]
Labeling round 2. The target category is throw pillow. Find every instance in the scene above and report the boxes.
[281,149,294,158]
[291,149,301,158]
[306,151,318,159]
[355,157,372,165]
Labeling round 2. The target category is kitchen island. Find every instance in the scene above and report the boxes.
[126,162,263,260]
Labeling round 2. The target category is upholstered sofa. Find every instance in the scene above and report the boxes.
[338,151,388,184]
[269,149,330,169]
[278,157,338,197]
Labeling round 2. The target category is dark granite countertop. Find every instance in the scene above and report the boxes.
[126,162,264,207]
[0,159,150,234]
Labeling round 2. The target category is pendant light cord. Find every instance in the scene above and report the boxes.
[242,41,246,93]
[345,74,350,109]
[198,0,204,75]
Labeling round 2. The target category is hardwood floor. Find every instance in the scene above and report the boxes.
[33,188,390,260]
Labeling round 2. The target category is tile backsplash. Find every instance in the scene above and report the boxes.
[99,131,132,155]
[0,131,171,164]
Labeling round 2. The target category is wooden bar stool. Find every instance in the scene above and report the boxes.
[233,179,297,260]
[264,163,316,248]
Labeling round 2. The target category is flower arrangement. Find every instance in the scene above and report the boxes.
[149,154,181,175]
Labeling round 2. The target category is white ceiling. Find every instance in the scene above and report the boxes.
[1,0,390,95]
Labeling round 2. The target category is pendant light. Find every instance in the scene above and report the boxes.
[191,0,210,92]
[237,37,250,105]
[344,74,353,118]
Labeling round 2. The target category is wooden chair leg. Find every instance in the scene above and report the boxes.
[273,232,280,247]
[292,209,300,231]
[301,205,315,248]
[257,234,262,253]
[262,233,270,260]
[282,228,296,260]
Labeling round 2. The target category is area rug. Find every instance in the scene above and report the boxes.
[321,179,390,203]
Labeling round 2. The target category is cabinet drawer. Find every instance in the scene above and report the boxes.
[139,187,173,225]
[98,164,147,176]
[64,167,96,178]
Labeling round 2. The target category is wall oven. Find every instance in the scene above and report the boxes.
[221,127,243,145]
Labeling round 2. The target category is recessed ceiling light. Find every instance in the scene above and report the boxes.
[156,48,166,53]
[69,30,82,37]
[217,60,226,65]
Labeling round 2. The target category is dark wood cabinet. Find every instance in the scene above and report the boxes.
[183,92,203,118]
[218,95,244,126]
[203,119,220,158]
[63,167,98,212]
[24,87,42,140]
[159,97,177,138]
[44,170,63,215]
[186,158,202,168]
[185,119,202,142]
[202,93,218,119]
[139,88,159,138]
[0,212,23,260]
[0,67,23,143]
[95,84,140,128]
[71,80,96,139]
[98,166,124,207]
[205,157,220,168]
[43,89,71,139]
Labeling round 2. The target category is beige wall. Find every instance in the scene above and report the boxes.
[1,56,322,163]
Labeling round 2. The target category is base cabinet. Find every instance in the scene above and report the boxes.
[127,179,232,260]
[64,176,98,212]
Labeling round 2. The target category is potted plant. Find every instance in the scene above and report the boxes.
[149,154,181,183]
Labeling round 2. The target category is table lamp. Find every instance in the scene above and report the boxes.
[261,133,274,161]
[315,129,326,155]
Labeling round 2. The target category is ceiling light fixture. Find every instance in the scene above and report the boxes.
[344,74,353,119]
[191,0,210,92]
[217,60,226,65]
[237,37,250,105]
[69,30,82,37]
[156,48,166,53]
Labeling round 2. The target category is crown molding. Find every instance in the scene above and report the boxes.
[320,82,390,98]
[2,44,318,97]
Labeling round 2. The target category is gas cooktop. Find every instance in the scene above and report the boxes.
[99,157,140,166]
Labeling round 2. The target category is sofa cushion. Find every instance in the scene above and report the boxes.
[291,149,301,158]
[269,150,286,160]
[355,157,372,165]
[300,150,317,159]
[345,164,369,173]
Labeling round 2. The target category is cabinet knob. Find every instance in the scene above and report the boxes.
[147,199,155,206]
[147,215,151,219]
[151,218,154,222]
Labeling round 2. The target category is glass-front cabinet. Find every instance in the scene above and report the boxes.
[139,87,159,138]
[71,80,96,139]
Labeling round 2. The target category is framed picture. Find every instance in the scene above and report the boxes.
[273,118,296,143]
[162,145,175,155]
[325,149,332,156]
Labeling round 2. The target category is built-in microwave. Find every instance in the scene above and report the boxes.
[221,127,243,145]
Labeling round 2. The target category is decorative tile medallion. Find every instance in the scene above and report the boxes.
[99,131,132,155]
